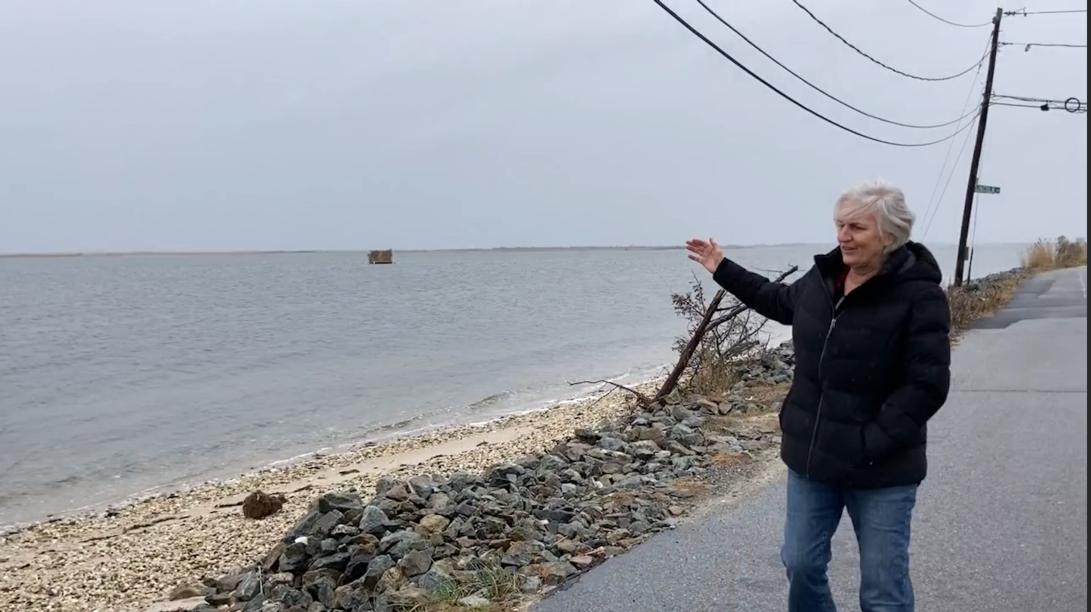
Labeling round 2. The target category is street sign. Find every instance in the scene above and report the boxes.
[975,184,1002,195]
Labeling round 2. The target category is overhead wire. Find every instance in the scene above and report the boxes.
[993,101,1088,113]
[1006,9,1089,16]
[788,0,992,82]
[919,65,989,236]
[1001,42,1088,49]
[649,0,983,148]
[694,0,989,129]
[906,0,994,28]
[922,114,980,239]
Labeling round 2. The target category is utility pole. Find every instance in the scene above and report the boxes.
[954,8,1004,287]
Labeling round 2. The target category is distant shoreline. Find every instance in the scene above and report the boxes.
[0,246,689,259]
[0,242,1011,259]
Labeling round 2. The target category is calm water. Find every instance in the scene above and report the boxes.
[0,244,1024,527]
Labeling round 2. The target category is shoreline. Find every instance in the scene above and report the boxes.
[0,367,672,537]
[0,377,680,611]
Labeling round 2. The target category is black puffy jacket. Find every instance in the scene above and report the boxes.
[713,241,952,489]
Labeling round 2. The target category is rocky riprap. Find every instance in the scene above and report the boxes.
[184,346,794,612]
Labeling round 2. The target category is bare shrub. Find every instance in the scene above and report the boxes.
[669,274,771,397]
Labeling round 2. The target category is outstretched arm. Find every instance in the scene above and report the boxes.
[712,258,805,326]
[863,284,952,462]
[687,238,803,325]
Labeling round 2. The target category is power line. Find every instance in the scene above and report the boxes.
[788,0,992,82]
[919,71,988,236]
[993,101,1088,113]
[1005,9,1089,17]
[694,0,987,129]
[649,0,983,148]
[1001,42,1088,50]
[906,0,993,28]
[995,94,1086,105]
[923,116,980,239]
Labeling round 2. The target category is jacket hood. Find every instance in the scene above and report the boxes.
[816,241,943,286]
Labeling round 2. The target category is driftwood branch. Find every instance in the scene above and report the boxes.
[654,265,800,403]
[569,379,653,406]
[654,288,726,404]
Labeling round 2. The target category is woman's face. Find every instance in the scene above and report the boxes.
[835,205,893,270]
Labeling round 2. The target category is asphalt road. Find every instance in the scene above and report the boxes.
[535,267,1088,612]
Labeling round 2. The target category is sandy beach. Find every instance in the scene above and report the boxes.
[0,381,669,612]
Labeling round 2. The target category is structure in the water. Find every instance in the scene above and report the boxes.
[368,249,394,264]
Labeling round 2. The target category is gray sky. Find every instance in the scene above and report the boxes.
[0,0,1086,253]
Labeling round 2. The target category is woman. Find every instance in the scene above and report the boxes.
[686,179,951,612]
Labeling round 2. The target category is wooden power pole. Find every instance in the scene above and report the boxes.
[954,8,1004,287]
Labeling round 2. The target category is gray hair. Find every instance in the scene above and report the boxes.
[834,179,916,252]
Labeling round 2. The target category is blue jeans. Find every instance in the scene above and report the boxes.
[782,470,918,612]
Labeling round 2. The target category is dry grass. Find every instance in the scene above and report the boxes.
[1021,236,1088,272]
[399,564,523,612]
[686,352,742,397]
[948,235,1086,335]
[946,273,1025,334]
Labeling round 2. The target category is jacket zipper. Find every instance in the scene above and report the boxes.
[805,292,844,478]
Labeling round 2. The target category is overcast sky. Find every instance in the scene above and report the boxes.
[0,0,1086,253]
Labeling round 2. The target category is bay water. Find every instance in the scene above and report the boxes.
[0,243,1025,527]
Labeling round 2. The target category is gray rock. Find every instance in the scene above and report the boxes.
[397,548,433,577]
[335,585,370,610]
[384,482,411,502]
[288,507,322,539]
[427,492,451,510]
[597,436,629,453]
[234,572,261,602]
[270,584,313,607]
[574,428,601,443]
[682,415,706,429]
[389,586,430,608]
[408,476,435,500]
[669,424,704,448]
[318,491,363,515]
[302,569,340,608]
[309,551,351,572]
[630,440,662,460]
[521,575,543,594]
[380,530,426,559]
[459,593,492,608]
[359,506,389,536]
[535,561,577,585]
[331,523,360,538]
[501,540,541,567]
[313,510,344,537]
[417,565,455,591]
[363,555,396,591]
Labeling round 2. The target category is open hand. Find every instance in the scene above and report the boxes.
[686,238,724,274]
